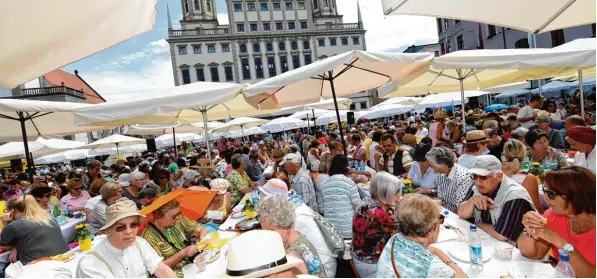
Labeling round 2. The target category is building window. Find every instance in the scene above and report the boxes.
[291,41,298,50]
[207,44,216,53]
[260,3,268,10]
[267,56,276,77]
[196,68,205,81]
[279,41,286,51]
[550,29,565,47]
[455,19,461,24]
[487,24,496,37]
[353,37,360,45]
[234,3,242,12]
[206,0,212,11]
[237,24,245,32]
[360,102,367,109]
[515,38,529,49]
[194,0,200,11]
[225,66,234,81]
[436,18,443,33]
[304,54,312,65]
[183,0,189,13]
[255,57,264,78]
[292,54,300,69]
[273,2,281,10]
[263,23,271,31]
[443,19,449,31]
[285,2,293,10]
[341,38,348,46]
[193,45,201,54]
[250,23,258,31]
[241,58,251,80]
[276,22,284,30]
[456,35,463,50]
[297,2,305,9]
[288,22,296,30]
[222,44,230,52]
[303,41,310,49]
[280,56,288,73]
[300,21,308,29]
[266,43,274,51]
[350,103,356,110]
[248,3,256,11]
[446,39,451,52]
[182,69,191,84]
[178,46,187,55]
[210,67,220,82]
[330,38,337,46]
[240,44,247,53]
[318,39,325,47]
[592,23,596,37]
[253,43,261,52]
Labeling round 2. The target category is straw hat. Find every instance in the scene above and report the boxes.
[434,111,446,120]
[402,134,416,145]
[100,199,145,231]
[221,230,302,277]
[463,130,490,144]
[272,148,286,162]
[190,157,215,170]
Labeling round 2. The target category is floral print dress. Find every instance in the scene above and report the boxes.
[351,198,398,263]
[225,169,250,206]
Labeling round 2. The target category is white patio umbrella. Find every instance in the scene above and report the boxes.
[127,122,224,136]
[316,110,361,126]
[90,144,147,157]
[73,82,264,162]
[416,90,491,109]
[244,50,434,152]
[381,0,595,34]
[213,117,268,141]
[495,89,533,99]
[289,109,330,130]
[373,96,422,109]
[531,80,574,94]
[360,104,412,120]
[155,133,202,148]
[0,137,85,161]
[261,117,308,133]
[0,0,157,88]
[34,149,92,165]
[84,134,145,156]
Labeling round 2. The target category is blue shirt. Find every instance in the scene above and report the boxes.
[407,161,438,189]
[322,175,361,238]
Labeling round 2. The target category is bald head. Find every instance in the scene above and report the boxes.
[565,115,586,130]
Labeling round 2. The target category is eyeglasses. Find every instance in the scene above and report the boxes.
[438,214,445,224]
[543,186,564,200]
[472,174,494,181]
[113,222,140,232]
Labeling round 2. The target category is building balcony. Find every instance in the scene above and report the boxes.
[169,27,231,37]
[314,23,363,31]
[1,84,87,102]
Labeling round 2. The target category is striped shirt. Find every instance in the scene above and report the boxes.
[436,164,474,212]
[141,214,199,277]
[322,174,361,238]
[292,168,318,212]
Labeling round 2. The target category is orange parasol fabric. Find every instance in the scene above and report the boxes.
[137,188,217,235]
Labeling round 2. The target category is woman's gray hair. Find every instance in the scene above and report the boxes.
[536,115,552,123]
[231,154,244,169]
[425,147,455,168]
[100,182,123,201]
[395,194,441,238]
[129,171,145,181]
[482,119,499,130]
[256,195,294,229]
[370,172,401,205]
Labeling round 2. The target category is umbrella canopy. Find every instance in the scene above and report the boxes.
[373,96,422,108]
[244,50,433,109]
[90,144,147,157]
[138,188,217,235]
[360,104,412,120]
[34,149,93,165]
[212,117,268,133]
[261,117,308,133]
[126,122,223,136]
[416,90,490,109]
[481,81,531,93]
[316,110,361,126]
[272,98,351,117]
[85,134,145,150]
[0,137,85,161]
[484,104,510,112]
[155,133,202,148]
[288,109,331,119]
[531,80,574,94]
[495,89,533,99]
[380,0,596,34]
[0,0,157,88]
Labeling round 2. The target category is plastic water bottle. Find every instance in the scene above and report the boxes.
[555,250,575,278]
[359,160,365,171]
[521,157,531,172]
[468,224,483,269]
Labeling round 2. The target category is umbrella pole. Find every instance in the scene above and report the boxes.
[578,70,585,118]
[458,70,466,132]
[202,111,212,163]
[116,143,120,158]
[312,108,316,134]
[241,125,247,143]
[306,113,310,133]
[18,113,34,183]
[172,127,177,157]
[328,72,348,155]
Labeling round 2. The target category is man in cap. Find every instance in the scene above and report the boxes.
[457,155,535,243]
[566,126,596,174]
[280,153,318,212]
[76,199,176,278]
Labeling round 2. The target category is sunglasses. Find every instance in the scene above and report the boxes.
[472,174,494,181]
[113,221,140,232]
[72,187,82,191]
[543,186,564,200]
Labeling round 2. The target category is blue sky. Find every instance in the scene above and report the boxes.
[59,0,437,102]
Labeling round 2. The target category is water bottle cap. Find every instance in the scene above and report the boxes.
[470,224,477,230]
[558,249,570,261]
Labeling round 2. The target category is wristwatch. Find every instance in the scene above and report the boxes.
[562,243,574,254]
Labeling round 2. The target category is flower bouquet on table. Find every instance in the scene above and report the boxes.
[528,162,545,184]
[402,178,416,195]
[75,223,93,251]
[242,198,256,219]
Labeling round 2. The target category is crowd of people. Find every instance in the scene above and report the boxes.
[0,92,594,278]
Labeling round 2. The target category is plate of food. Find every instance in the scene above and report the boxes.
[506,262,556,278]
[202,249,221,264]
[230,211,246,219]
[447,242,494,263]
[51,252,75,262]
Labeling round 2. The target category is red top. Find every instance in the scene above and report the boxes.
[318,137,328,145]
[544,209,596,265]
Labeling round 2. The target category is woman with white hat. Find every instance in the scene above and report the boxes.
[204,178,232,222]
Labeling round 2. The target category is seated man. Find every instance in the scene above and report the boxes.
[457,155,535,243]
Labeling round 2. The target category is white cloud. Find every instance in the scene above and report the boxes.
[97,39,170,70]
[337,0,438,51]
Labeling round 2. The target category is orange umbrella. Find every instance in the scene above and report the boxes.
[137,188,217,235]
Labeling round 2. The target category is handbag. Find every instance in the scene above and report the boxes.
[299,209,346,258]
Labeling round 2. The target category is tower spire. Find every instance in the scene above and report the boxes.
[167,3,173,29]
[357,1,362,23]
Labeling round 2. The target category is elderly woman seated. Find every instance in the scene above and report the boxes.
[257,195,323,277]
[376,194,467,278]
[203,179,232,223]
[89,183,124,233]
[525,130,569,169]
[140,199,209,277]
[351,172,400,277]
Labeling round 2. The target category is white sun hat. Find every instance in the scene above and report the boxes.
[221,230,302,277]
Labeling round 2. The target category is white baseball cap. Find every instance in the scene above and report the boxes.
[279,153,302,165]
[469,155,502,176]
